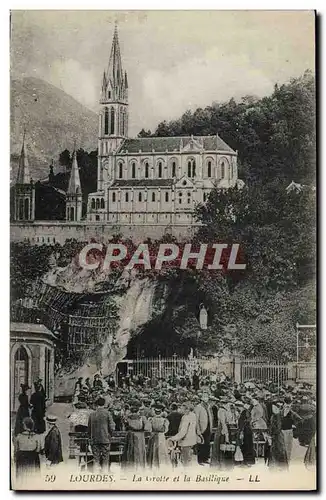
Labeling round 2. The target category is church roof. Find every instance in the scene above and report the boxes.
[111,179,173,187]
[116,135,236,154]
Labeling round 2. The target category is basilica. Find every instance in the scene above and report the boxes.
[12,25,242,243]
[68,25,240,226]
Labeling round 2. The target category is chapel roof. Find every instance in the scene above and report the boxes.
[116,135,236,154]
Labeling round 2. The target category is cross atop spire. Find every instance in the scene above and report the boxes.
[100,23,128,104]
[16,129,31,184]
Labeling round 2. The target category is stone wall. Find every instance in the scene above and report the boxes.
[10,221,200,245]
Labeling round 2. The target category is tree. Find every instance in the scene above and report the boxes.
[151,71,315,185]
[59,149,71,168]
[138,128,152,137]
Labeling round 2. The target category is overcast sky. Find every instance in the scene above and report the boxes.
[10,10,315,136]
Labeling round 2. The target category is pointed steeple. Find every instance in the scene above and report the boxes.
[67,149,82,194]
[101,70,107,92]
[16,130,31,184]
[107,22,123,89]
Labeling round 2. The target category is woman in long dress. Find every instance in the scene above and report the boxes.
[30,384,46,434]
[268,404,288,469]
[237,405,255,466]
[211,401,232,469]
[147,403,170,468]
[14,417,42,479]
[14,384,30,437]
[122,403,147,469]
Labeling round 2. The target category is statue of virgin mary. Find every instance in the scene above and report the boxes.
[199,303,208,330]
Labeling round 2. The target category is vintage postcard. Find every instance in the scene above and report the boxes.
[10,10,316,491]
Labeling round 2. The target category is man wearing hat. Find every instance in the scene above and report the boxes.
[88,397,115,471]
[194,392,213,464]
[170,402,198,466]
[44,415,63,466]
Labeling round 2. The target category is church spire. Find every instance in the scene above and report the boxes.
[107,22,123,89]
[67,148,81,195]
[16,130,31,184]
[66,146,83,222]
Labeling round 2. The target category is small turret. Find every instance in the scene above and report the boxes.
[14,130,35,221]
[66,148,83,221]
[16,130,31,184]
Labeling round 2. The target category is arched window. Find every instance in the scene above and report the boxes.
[125,192,129,202]
[112,192,116,202]
[145,162,149,178]
[123,110,127,136]
[24,198,29,219]
[18,199,24,220]
[172,161,176,177]
[70,207,74,221]
[165,192,169,202]
[132,162,136,179]
[178,192,182,204]
[118,163,123,179]
[122,111,125,136]
[187,192,191,204]
[91,198,95,209]
[152,192,156,202]
[221,161,225,179]
[108,90,111,99]
[207,161,212,178]
[104,107,109,135]
[120,108,123,135]
[110,107,115,135]
[138,192,142,202]
[96,199,100,210]
[187,159,196,178]
[14,346,29,389]
[100,198,105,209]
[158,162,162,178]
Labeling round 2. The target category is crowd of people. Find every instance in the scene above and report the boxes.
[12,380,63,479]
[67,370,316,472]
[12,370,316,477]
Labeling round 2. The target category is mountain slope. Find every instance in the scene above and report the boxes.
[11,77,98,181]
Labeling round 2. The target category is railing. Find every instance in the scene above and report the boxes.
[115,357,226,381]
[294,362,316,384]
[241,359,289,389]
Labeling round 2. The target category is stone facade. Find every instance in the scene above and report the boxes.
[10,322,56,411]
[10,220,199,245]
[87,26,240,225]
[11,26,241,245]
